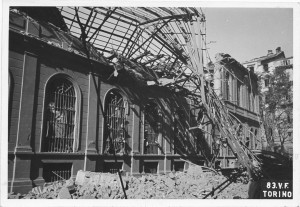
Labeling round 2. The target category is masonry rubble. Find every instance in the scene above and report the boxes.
[8,165,249,199]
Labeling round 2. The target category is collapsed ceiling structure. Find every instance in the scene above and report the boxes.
[57,7,263,177]
[58,7,211,96]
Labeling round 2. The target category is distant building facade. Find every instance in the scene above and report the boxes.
[213,53,262,153]
[242,47,291,92]
[242,48,293,155]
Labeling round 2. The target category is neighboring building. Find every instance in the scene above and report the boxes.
[243,47,285,73]
[243,47,288,92]
[8,8,262,193]
[242,48,293,155]
[213,53,262,155]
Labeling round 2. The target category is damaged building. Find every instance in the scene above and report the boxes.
[8,7,262,193]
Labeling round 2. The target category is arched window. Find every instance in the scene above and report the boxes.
[43,76,77,153]
[144,102,161,155]
[103,89,127,155]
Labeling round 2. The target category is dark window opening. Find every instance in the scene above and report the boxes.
[237,81,241,107]
[249,66,254,73]
[196,160,205,166]
[189,108,198,125]
[245,137,250,148]
[103,162,123,174]
[269,128,273,136]
[174,161,185,172]
[214,160,221,169]
[43,163,72,183]
[265,79,269,87]
[263,64,269,72]
[43,77,76,153]
[226,72,230,100]
[144,102,160,154]
[144,162,158,174]
[104,90,127,155]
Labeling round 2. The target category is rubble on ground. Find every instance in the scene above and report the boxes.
[8,168,249,199]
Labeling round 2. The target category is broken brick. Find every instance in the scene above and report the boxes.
[58,187,71,199]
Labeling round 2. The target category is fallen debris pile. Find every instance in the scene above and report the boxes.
[8,169,248,199]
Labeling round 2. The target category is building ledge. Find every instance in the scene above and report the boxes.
[224,101,260,123]
[34,152,85,156]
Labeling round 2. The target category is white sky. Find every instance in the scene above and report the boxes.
[203,8,293,63]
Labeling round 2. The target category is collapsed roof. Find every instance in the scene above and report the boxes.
[57,7,211,92]
[10,6,211,99]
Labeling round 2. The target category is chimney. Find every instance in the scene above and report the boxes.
[267,50,273,56]
[276,47,281,54]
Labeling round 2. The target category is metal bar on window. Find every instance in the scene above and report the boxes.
[44,79,76,153]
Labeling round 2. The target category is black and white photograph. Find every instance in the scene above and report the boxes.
[1,1,299,206]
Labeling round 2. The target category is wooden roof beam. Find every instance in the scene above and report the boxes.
[88,7,117,42]
[74,7,87,41]
[80,7,95,39]
[121,26,138,56]
[85,11,97,35]
[125,27,144,58]
[62,15,133,43]
[151,32,187,65]
[129,20,170,58]
[116,20,134,52]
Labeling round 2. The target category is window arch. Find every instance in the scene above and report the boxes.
[42,75,78,153]
[103,89,128,155]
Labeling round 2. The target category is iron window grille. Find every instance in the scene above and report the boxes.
[104,90,127,155]
[43,163,72,182]
[143,162,158,174]
[173,161,185,172]
[43,78,76,153]
[103,162,123,174]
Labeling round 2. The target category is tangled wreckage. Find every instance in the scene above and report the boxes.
[8,7,291,198]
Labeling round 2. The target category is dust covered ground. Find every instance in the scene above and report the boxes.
[8,168,249,199]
